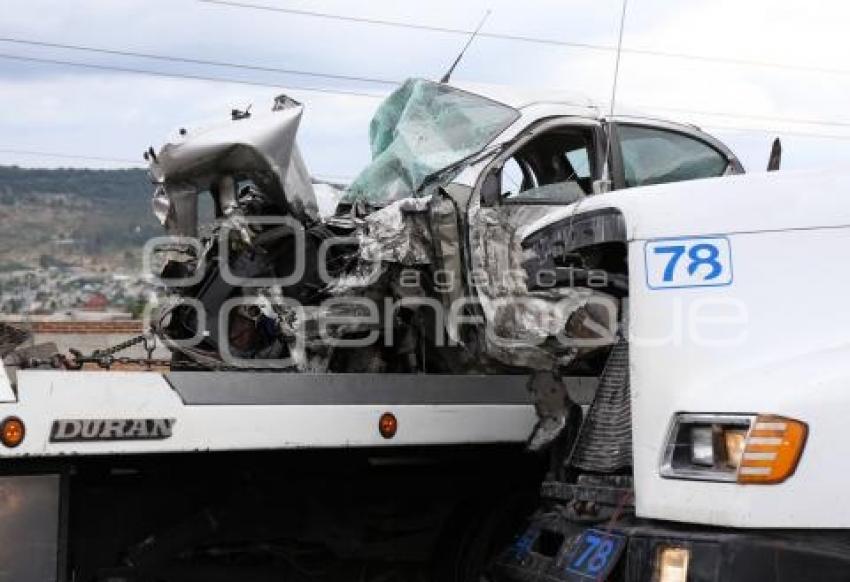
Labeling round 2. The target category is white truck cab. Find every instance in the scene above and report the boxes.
[492,169,850,582]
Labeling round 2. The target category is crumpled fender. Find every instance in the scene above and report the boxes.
[149,94,319,234]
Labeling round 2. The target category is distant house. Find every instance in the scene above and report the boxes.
[81,292,109,311]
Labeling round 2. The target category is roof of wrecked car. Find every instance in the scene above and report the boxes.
[448,79,704,134]
[450,80,599,112]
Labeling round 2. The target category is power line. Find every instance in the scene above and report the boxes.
[4,117,850,178]
[0,148,145,165]
[633,103,850,129]
[0,36,399,86]
[0,53,387,99]
[4,49,850,130]
[198,0,850,77]
[0,147,363,176]
[702,125,850,142]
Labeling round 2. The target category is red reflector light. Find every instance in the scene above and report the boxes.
[379,413,398,439]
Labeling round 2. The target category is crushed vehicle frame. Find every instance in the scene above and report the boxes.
[146,78,745,376]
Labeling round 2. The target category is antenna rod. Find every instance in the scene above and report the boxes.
[440,9,491,84]
[600,0,629,190]
[608,0,629,119]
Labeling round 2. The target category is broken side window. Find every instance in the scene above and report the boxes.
[344,78,519,206]
[496,126,597,204]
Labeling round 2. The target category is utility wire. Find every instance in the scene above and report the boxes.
[702,125,850,142]
[0,37,399,86]
[0,53,387,98]
[4,48,850,130]
[0,148,145,165]
[198,0,850,77]
[0,148,361,177]
[4,123,850,182]
[638,103,850,129]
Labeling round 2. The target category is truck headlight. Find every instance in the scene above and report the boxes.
[661,413,807,484]
[655,546,690,582]
[688,425,716,466]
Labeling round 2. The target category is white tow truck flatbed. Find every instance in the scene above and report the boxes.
[0,367,542,455]
[0,364,554,582]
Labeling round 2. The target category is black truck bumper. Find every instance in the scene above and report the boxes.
[490,514,850,582]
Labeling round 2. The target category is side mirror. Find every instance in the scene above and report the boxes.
[481,171,501,206]
[767,138,782,172]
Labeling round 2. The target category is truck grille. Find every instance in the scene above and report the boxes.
[570,340,632,472]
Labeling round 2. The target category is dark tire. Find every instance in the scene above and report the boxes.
[431,490,537,582]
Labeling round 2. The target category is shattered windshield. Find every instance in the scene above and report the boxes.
[343,78,519,205]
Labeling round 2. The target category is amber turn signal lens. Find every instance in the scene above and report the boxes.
[738,415,807,484]
[1,416,25,448]
[378,412,398,439]
[723,429,748,469]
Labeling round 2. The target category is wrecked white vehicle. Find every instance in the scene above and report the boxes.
[148,78,743,377]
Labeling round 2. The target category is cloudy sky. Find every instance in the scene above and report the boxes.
[1,0,849,178]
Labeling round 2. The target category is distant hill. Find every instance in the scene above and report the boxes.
[0,166,151,203]
[0,165,161,271]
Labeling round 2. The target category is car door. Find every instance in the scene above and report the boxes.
[463,118,610,363]
[469,117,606,288]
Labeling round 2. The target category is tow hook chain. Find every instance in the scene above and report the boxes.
[40,335,289,372]
[63,333,168,371]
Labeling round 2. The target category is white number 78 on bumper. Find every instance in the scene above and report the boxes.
[645,236,733,289]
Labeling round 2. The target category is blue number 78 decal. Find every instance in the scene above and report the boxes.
[564,529,626,579]
[645,236,732,289]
